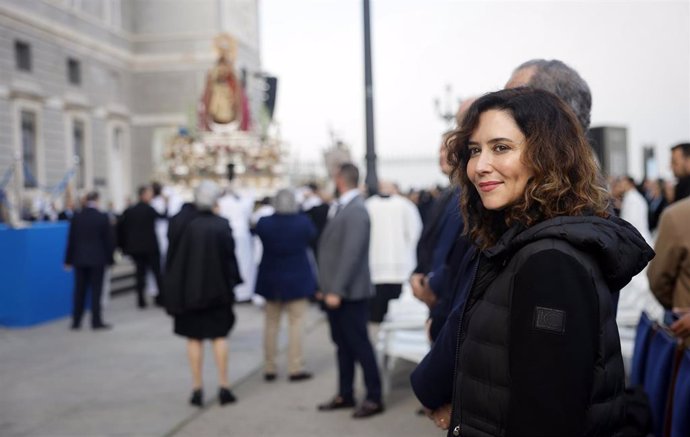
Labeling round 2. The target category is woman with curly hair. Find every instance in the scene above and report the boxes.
[413,87,654,436]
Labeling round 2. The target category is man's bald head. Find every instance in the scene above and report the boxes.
[378,180,397,195]
[506,59,592,131]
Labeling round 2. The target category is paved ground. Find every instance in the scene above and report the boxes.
[0,295,438,437]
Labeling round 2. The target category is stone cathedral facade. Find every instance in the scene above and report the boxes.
[0,0,261,213]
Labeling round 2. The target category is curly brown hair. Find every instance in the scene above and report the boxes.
[448,87,610,249]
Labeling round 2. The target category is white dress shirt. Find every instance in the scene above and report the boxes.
[328,188,360,219]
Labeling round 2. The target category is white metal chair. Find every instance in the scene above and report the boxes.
[376,285,430,398]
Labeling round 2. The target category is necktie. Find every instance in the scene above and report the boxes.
[329,202,342,219]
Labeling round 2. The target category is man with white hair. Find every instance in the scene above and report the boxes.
[505,59,592,132]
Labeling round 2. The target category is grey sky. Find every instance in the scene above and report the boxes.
[260,0,690,181]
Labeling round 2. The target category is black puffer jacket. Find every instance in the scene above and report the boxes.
[448,215,654,437]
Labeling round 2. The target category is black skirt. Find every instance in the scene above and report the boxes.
[174,304,236,340]
[369,283,403,323]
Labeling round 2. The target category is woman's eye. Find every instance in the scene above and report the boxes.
[468,146,480,156]
[494,144,510,152]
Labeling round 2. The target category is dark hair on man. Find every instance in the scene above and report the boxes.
[448,87,610,249]
[137,185,150,198]
[306,182,319,192]
[85,191,99,202]
[151,181,162,196]
[671,142,690,157]
[338,162,359,189]
[512,59,592,131]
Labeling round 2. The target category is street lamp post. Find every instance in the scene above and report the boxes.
[434,84,461,129]
[363,0,378,196]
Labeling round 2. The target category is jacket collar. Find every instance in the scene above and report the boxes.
[337,189,360,208]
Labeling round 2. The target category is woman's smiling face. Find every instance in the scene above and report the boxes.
[466,109,534,211]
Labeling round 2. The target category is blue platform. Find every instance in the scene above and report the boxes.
[0,222,73,327]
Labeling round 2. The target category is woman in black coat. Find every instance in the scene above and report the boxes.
[420,88,654,436]
[164,180,243,407]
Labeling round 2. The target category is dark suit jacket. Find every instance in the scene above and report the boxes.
[64,207,115,267]
[305,203,329,257]
[255,213,317,301]
[317,195,373,301]
[675,176,690,203]
[58,209,76,221]
[414,187,454,274]
[119,202,165,255]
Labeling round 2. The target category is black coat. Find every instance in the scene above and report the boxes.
[118,202,165,255]
[64,207,115,267]
[647,195,668,232]
[58,209,76,221]
[166,203,198,272]
[164,211,243,315]
[444,215,654,437]
[304,203,329,257]
[414,187,454,275]
[675,176,690,203]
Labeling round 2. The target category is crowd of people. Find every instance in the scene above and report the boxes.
[60,166,424,416]
[60,57,690,436]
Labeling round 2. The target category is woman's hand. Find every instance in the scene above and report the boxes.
[428,404,452,430]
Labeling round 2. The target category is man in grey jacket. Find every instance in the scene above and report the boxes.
[316,163,384,419]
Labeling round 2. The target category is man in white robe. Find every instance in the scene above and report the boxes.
[218,189,256,302]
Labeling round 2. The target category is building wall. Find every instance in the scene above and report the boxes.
[91,116,108,187]
[0,0,260,213]
[130,125,155,192]
[42,107,64,184]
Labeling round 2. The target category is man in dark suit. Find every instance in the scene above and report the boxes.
[302,182,329,259]
[316,163,384,419]
[64,191,115,330]
[58,198,77,221]
[119,185,167,308]
[409,135,468,341]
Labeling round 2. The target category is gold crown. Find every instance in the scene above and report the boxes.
[214,33,238,61]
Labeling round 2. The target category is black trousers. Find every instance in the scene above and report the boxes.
[131,253,163,306]
[369,283,403,323]
[326,300,382,403]
[72,266,105,327]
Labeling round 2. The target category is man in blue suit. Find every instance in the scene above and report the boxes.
[64,191,115,330]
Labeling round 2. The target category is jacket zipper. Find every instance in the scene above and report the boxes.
[448,254,481,437]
